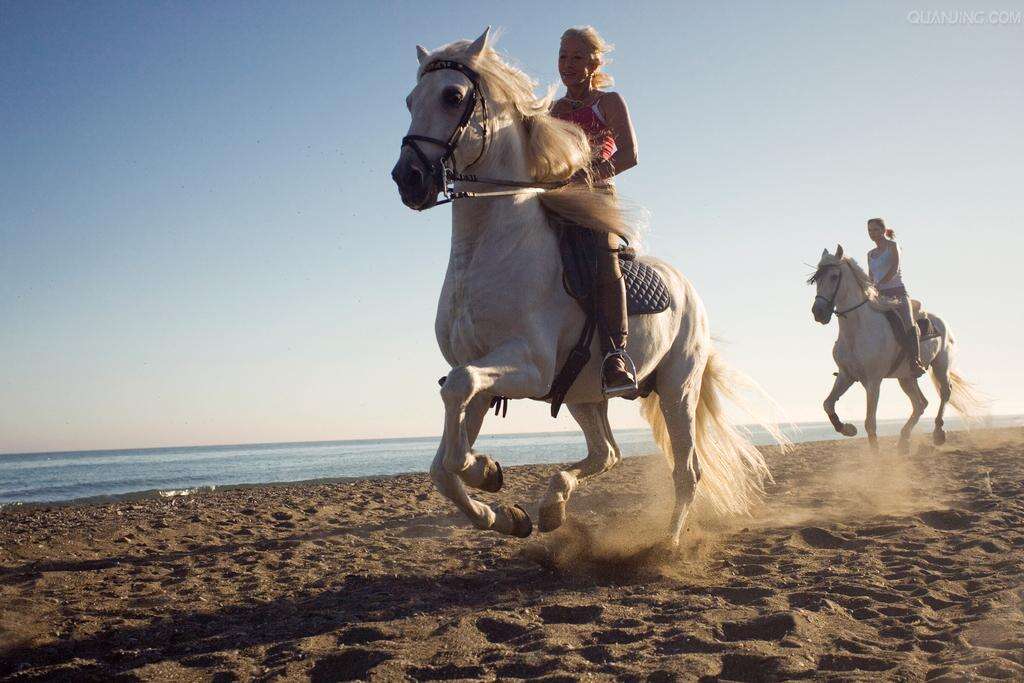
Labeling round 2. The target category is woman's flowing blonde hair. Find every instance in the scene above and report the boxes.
[561,26,614,90]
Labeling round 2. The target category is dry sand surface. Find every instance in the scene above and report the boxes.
[1,428,1023,682]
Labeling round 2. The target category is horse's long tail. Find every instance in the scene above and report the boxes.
[930,328,987,423]
[640,348,787,517]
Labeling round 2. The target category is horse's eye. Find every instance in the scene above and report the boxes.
[443,87,464,107]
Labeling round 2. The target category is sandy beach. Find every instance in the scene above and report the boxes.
[1,428,1022,681]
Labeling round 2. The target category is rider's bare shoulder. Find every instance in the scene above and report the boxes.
[599,91,626,109]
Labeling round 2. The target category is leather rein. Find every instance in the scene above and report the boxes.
[815,263,869,318]
[401,60,568,207]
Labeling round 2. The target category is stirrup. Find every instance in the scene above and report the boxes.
[601,350,639,398]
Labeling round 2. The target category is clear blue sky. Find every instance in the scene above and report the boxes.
[2,1,1021,453]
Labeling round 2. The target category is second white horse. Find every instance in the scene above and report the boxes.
[810,246,985,453]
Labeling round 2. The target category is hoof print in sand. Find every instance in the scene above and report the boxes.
[917,509,978,530]
[721,612,804,641]
[796,526,864,549]
[817,654,896,672]
[710,586,775,605]
[475,616,531,643]
[336,625,393,645]
[657,634,723,654]
[539,604,603,624]
[309,649,391,682]
[495,658,563,678]
[592,627,647,645]
[407,663,486,680]
[714,653,783,682]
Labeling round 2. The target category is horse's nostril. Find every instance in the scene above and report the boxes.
[405,166,423,187]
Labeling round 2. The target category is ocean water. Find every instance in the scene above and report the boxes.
[1,416,1020,506]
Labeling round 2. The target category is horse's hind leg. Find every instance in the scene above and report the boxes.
[538,401,619,532]
[929,349,952,446]
[824,372,857,437]
[661,393,700,547]
[897,378,928,455]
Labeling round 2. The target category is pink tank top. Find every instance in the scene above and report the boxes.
[554,97,618,161]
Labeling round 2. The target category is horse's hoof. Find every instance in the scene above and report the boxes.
[478,456,503,493]
[499,504,533,538]
[655,539,682,559]
[841,424,858,437]
[933,429,946,446]
[537,502,566,533]
[897,438,911,456]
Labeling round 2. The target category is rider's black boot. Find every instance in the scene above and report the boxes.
[908,327,926,377]
[596,273,638,397]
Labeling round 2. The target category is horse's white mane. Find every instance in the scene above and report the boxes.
[813,252,879,300]
[421,37,639,244]
[815,252,921,313]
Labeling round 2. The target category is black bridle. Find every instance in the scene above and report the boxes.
[400,59,567,207]
[813,263,868,318]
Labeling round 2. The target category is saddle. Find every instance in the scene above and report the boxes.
[558,225,671,315]
[883,305,939,376]
[882,307,936,341]
[440,222,671,419]
[541,223,668,417]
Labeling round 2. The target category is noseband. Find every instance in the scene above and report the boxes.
[400,60,567,207]
[814,263,868,318]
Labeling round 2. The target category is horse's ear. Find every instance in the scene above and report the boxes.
[821,248,830,260]
[835,244,844,260]
[416,45,429,65]
[466,26,491,60]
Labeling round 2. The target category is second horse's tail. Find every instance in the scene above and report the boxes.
[931,326,988,424]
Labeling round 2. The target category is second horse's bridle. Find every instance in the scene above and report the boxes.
[400,59,567,207]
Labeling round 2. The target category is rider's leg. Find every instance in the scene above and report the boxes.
[898,295,925,376]
[594,231,637,396]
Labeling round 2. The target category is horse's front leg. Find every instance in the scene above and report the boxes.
[431,341,548,537]
[443,392,504,493]
[864,378,882,452]
[823,371,857,437]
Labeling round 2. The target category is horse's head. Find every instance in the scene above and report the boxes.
[809,244,845,324]
[391,29,491,210]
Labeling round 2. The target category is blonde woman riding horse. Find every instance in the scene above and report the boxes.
[550,26,639,397]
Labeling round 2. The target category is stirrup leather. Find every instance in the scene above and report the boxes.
[601,350,639,398]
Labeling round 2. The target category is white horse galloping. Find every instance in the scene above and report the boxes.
[391,29,782,545]
[809,246,985,453]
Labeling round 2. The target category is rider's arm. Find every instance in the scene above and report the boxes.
[595,92,638,180]
[878,242,900,284]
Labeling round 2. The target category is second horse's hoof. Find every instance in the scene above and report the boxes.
[498,504,533,538]
[478,456,503,493]
[537,502,566,533]
[933,429,947,446]
[841,423,858,437]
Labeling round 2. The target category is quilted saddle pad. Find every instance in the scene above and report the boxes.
[621,259,670,315]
